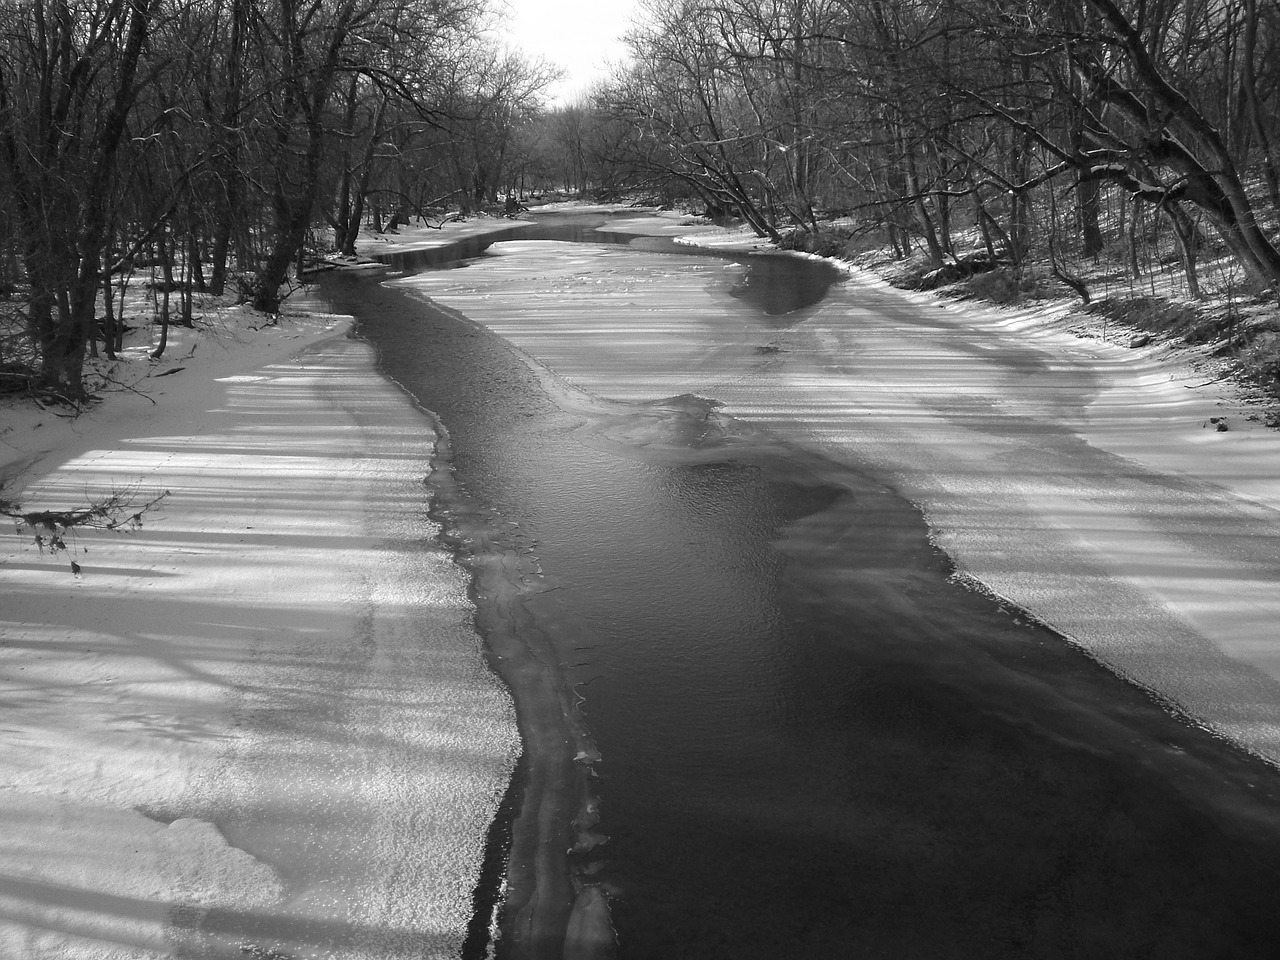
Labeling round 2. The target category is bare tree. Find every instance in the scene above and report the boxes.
[0,0,159,396]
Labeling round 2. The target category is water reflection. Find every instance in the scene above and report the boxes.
[726,252,839,320]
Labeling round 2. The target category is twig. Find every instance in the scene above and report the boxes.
[3,485,170,573]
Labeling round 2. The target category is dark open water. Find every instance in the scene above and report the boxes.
[322,214,1280,959]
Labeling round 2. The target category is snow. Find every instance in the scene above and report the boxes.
[353,214,523,255]
[4,205,1280,954]
[0,293,518,958]
[396,227,1280,764]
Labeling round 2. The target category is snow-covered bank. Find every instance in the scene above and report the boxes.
[355,213,535,256]
[393,225,1280,765]
[0,302,518,958]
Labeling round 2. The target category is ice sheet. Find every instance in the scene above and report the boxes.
[398,239,1280,763]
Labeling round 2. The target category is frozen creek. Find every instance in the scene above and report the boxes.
[331,211,1280,959]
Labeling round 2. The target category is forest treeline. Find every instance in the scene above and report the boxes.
[0,0,553,396]
[3,0,1279,398]
[556,0,1280,302]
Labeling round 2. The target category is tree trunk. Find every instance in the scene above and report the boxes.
[151,233,171,358]
[100,271,117,361]
[187,231,207,294]
[1127,197,1143,281]
[249,0,354,313]
[1078,176,1105,256]
[1081,0,1280,293]
[900,131,943,264]
[209,0,248,297]
[1164,201,1202,299]
[1239,0,1279,210]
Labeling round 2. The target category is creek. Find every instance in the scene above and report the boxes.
[321,212,1280,959]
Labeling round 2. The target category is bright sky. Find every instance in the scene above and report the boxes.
[501,0,642,104]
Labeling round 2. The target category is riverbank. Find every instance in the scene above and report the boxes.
[0,296,518,958]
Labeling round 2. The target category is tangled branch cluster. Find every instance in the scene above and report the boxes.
[2,485,170,574]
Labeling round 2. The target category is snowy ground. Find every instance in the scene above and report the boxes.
[353,214,526,256]
[393,218,1280,765]
[0,296,518,958]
